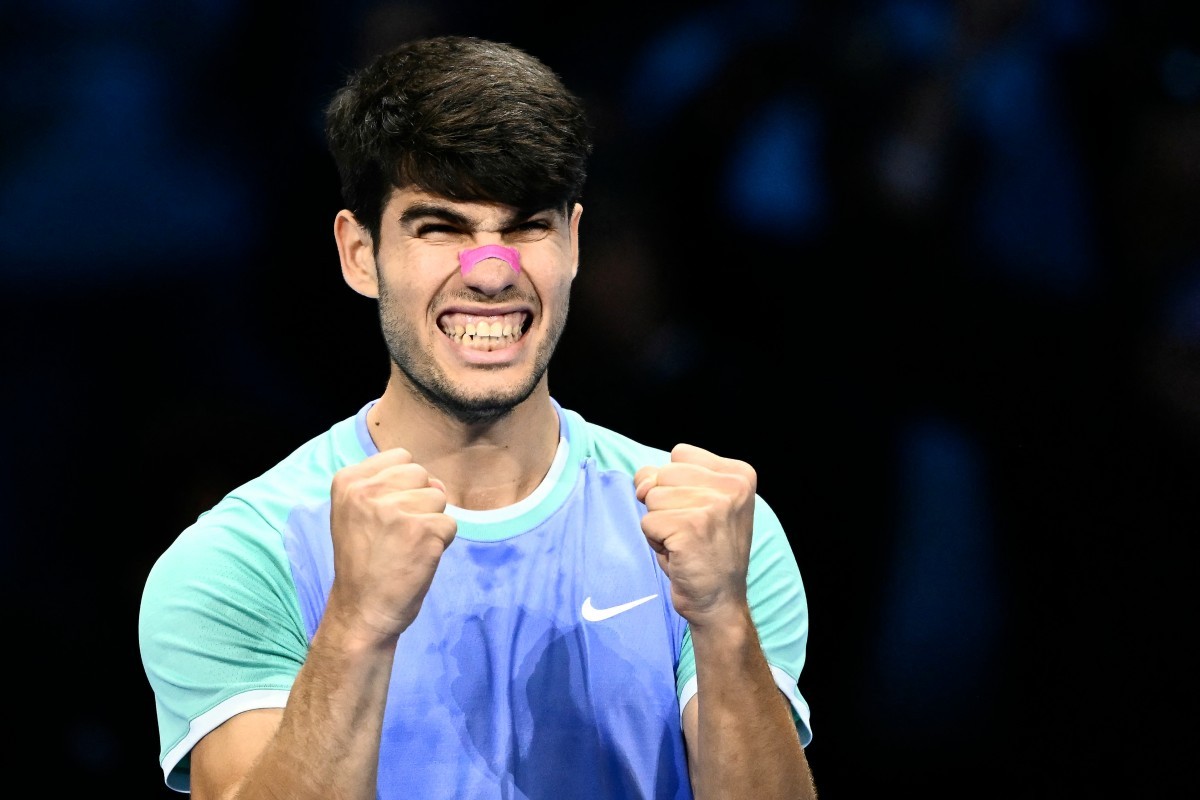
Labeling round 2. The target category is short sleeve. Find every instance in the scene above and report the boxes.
[138,502,309,790]
[674,494,812,746]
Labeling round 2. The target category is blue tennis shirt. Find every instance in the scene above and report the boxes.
[139,398,812,798]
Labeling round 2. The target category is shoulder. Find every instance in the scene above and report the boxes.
[143,409,368,602]
[194,409,368,536]
[229,410,369,515]
[558,403,672,477]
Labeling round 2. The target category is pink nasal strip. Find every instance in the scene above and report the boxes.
[458,244,522,276]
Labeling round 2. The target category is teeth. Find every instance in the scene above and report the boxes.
[441,312,526,349]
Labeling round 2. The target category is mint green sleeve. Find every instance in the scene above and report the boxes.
[675,494,813,746]
[137,502,309,790]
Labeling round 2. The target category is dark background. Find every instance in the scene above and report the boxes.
[3,0,1197,797]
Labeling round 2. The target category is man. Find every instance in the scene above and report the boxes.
[138,35,816,800]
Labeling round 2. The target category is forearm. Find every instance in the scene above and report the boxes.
[227,621,397,800]
[688,607,816,800]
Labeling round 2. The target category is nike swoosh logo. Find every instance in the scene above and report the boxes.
[581,594,658,622]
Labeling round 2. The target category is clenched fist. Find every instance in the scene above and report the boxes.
[634,443,757,628]
[326,447,457,646]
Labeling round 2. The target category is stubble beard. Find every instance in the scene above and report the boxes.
[376,284,569,426]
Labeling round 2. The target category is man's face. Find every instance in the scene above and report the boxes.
[372,186,581,423]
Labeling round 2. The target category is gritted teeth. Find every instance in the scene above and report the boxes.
[439,311,529,349]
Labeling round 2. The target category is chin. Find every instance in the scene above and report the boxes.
[423,378,542,425]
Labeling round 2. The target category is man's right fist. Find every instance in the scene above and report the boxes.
[326,447,457,644]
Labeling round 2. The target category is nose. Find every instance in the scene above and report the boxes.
[458,244,522,295]
[459,244,522,276]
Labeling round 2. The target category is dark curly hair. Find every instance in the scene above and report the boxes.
[324,35,593,245]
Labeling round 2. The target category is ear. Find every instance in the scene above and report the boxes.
[334,209,379,298]
[568,202,583,279]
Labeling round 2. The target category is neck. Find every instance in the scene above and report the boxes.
[365,379,561,511]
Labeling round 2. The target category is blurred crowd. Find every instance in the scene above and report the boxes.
[2,1,1196,796]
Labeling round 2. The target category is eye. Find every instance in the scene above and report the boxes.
[416,223,461,238]
[507,220,552,239]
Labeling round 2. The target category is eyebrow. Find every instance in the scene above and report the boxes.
[398,202,555,230]
[399,203,474,228]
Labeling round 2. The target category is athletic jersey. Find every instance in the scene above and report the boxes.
[138,398,812,798]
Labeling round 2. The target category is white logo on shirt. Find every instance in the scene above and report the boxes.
[581,594,658,622]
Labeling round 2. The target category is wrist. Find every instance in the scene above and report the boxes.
[684,601,755,641]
